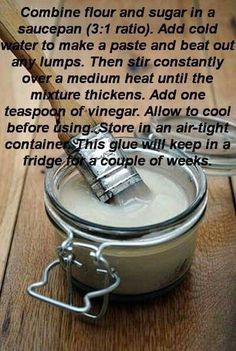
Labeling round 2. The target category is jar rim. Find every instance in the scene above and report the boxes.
[44,137,207,239]
[144,115,236,176]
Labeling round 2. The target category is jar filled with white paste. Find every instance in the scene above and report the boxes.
[28,138,207,319]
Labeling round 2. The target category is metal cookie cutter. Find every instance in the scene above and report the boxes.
[64,125,142,202]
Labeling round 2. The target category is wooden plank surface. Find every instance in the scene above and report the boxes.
[0,1,235,350]
[0,0,60,288]
[0,175,235,351]
[199,0,236,200]
[199,0,236,115]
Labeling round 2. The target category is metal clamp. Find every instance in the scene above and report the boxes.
[27,234,120,320]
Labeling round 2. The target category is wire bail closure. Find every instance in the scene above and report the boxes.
[27,219,120,320]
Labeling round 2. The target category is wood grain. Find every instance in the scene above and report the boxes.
[53,0,216,127]
[0,175,235,351]
[0,0,95,140]
[0,0,60,288]
[231,176,236,206]
[0,1,235,351]
[199,0,236,200]
[199,0,236,115]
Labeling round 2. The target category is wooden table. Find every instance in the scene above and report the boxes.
[0,1,235,350]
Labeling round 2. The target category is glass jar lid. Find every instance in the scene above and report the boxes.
[136,115,236,176]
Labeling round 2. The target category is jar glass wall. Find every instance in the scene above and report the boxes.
[44,138,207,298]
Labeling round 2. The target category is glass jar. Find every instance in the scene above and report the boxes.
[27,138,207,320]
[135,115,236,175]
